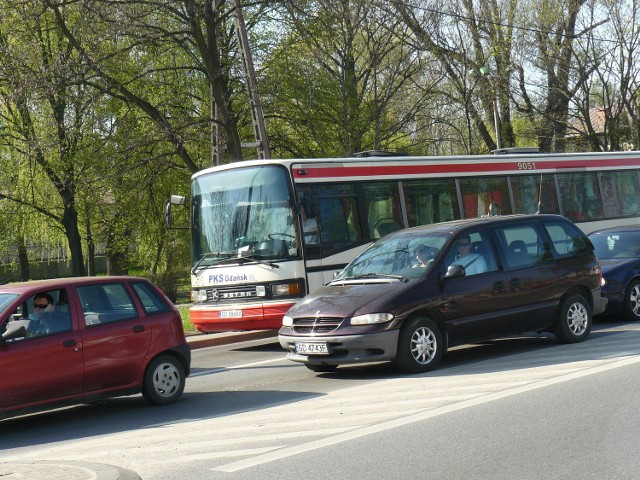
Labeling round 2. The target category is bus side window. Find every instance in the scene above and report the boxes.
[361,182,403,239]
[402,178,460,226]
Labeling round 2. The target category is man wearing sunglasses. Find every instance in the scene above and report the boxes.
[450,234,487,275]
[28,292,69,337]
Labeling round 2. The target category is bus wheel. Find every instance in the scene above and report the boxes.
[305,363,338,373]
[624,280,640,321]
[396,316,443,373]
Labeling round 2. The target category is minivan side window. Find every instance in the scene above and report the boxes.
[543,221,591,257]
[492,222,544,269]
[444,230,497,275]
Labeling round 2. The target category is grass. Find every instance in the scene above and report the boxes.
[177,304,198,334]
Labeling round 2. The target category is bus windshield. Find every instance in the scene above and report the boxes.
[191,165,298,266]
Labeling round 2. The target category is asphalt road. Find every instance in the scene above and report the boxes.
[2,316,640,480]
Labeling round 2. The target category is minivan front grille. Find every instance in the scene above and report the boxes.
[292,317,343,334]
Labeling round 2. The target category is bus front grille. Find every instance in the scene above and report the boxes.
[292,317,343,334]
[205,286,257,303]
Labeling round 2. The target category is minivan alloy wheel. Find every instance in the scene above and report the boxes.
[411,327,437,364]
[554,294,591,343]
[396,316,444,373]
[567,302,589,336]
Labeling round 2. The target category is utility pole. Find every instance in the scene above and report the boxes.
[231,0,270,159]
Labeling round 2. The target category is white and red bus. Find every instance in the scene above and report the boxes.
[168,149,640,332]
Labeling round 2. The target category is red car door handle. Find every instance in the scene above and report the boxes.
[63,339,77,348]
[133,325,145,333]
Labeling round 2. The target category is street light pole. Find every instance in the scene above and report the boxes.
[493,97,501,150]
[473,65,500,150]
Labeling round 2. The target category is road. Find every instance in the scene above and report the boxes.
[2,316,640,479]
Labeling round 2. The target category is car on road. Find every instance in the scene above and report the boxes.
[0,276,191,420]
[588,225,640,320]
[279,214,607,373]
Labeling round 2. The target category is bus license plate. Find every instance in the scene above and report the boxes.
[219,310,243,318]
[295,342,329,355]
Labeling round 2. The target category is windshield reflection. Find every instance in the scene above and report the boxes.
[335,232,450,281]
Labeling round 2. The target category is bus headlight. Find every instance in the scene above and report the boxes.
[350,313,394,325]
[191,290,207,302]
[282,315,293,326]
[272,282,302,297]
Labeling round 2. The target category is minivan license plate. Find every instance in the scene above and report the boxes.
[295,342,329,355]
[220,310,242,318]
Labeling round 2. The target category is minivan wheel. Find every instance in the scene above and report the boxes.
[554,294,591,343]
[305,364,338,373]
[396,316,443,373]
[623,280,640,321]
[142,354,186,405]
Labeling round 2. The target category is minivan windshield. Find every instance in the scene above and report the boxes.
[335,232,450,281]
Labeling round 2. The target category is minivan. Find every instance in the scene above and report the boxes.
[278,214,607,373]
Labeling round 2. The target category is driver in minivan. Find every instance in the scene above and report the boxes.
[450,234,487,275]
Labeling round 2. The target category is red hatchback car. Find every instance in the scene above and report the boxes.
[0,276,190,420]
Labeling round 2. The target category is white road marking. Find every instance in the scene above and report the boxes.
[213,354,640,472]
[190,357,284,377]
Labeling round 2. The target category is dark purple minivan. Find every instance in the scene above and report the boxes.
[278,214,607,373]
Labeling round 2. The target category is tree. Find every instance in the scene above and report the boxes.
[0,2,97,276]
[265,0,433,156]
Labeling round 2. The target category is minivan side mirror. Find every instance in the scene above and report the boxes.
[444,264,466,279]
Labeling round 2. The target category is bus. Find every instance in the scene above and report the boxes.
[167,149,640,333]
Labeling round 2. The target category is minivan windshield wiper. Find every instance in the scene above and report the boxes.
[333,273,408,283]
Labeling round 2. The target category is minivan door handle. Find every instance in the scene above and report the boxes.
[63,339,77,348]
[133,325,145,333]
[509,278,522,290]
[493,281,506,292]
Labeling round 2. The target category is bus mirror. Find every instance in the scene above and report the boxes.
[165,201,173,228]
[165,195,190,230]
[170,195,186,205]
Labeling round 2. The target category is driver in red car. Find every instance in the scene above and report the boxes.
[28,293,69,337]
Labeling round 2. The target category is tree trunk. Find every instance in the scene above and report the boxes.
[62,204,86,277]
[16,240,29,281]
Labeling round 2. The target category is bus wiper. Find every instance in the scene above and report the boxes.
[334,273,408,283]
[191,252,236,274]
[237,252,280,269]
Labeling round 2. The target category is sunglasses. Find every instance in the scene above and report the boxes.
[33,304,49,309]
[457,242,471,247]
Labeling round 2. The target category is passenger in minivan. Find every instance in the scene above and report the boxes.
[414,245,438,268]
[450,234,487,275]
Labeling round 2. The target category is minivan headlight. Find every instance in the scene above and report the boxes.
[350,313,394,325]
[282,315,293,326]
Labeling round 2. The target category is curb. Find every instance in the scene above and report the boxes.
[0,460,141,480]
[186,329,277,349]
